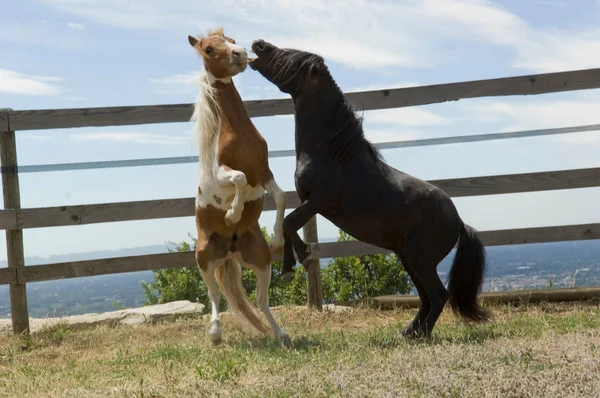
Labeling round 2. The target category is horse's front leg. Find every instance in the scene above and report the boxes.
[282,200,317,270]
[216,165,247,226]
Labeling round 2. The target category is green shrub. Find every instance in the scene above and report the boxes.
[141,227,412,308]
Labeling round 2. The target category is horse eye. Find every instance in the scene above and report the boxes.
[205,47,213,55]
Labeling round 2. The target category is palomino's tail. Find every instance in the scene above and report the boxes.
[214,259,271,334]
[447,224,490,322]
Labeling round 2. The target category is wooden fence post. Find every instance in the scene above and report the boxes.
[0,109,29,335]
[302,216,323,310]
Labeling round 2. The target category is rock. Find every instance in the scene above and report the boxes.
[0,300,206,334]
[323,304,353,312]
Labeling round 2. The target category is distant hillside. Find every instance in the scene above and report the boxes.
[1,238,599,318]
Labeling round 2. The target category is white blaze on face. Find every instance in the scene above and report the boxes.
[224,40,248,66]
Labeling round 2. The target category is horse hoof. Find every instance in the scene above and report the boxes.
[281,271,295,284]
[209,321,222,345]
[279,332,292,347]
[401,326,429,341]
[209,332,222,345]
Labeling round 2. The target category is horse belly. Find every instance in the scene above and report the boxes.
[331,185,411,248]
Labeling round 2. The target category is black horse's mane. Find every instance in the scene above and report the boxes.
[270,49,384,165]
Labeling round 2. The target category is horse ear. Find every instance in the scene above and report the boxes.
[188,35,199,47]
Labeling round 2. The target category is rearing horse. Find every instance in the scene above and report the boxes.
[249,39,490,339]
[187,29,289,344]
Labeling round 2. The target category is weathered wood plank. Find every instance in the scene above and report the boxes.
[0,193,304,230]
[0,128,30,334]
[17,245,285,284]
[431,166,600,197]
[0,111,8,134]
[0,209,17,230]
[316,223,600,259]
[13,223,600,284]
[1,167,597,231]
[9,68,600,131]
[0,267,17,284]
[337,287,600,309]
[18,251,196,283]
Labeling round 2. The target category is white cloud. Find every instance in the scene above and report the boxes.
[456,95,600,146]
[363,128,422,144]
[66,22,85,30]
[69,132,191,146]
[21,0,517,70]
[21,134,52,141]
[0,69,63,96]
[364,107,454,127]
[34,0,600,73]
[149,71,200,95]
[149,70,252,96]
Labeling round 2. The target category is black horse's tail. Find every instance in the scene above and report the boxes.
[447,223,489,322]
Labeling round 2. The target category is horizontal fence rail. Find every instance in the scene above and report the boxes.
[2,222,599,285]
[5,67,600,132]
[13,123,600,174]
[0,166,597,231]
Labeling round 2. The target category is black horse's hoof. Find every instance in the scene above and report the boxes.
[281,271,295,284]
[401,325,430,341]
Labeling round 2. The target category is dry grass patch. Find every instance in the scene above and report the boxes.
[0,302,599,397]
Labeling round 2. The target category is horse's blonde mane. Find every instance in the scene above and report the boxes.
[191,73,221,178]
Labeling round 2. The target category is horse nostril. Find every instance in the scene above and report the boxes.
[232,50,240,58]
[256,40,265,50]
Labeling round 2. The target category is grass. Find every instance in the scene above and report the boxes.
[1,301,600,397]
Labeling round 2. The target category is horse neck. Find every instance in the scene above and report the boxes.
[293,89,363,158]
[210,77,249,128]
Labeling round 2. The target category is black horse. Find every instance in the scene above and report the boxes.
[249,39,489,338]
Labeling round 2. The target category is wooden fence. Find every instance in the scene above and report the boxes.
[2,67,600,335]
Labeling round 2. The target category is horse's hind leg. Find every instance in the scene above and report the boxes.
[196,241,227,345]
[254,265,290,344]
[216,165,247,226]
[239,226,290,344]
[402,227,458,338]
[396,252,431,337]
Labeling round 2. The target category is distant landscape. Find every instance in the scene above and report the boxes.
[1,239,599,318]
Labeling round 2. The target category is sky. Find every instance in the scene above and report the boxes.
[1,0,600,263]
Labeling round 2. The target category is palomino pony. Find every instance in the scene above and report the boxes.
[248,39,490,338]
[187,29,289,344]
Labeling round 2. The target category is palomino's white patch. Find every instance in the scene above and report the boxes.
[196,179,265,211]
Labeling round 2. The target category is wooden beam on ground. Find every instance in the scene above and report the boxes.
[349,287,600,310]
[0,167,598,231]
[9,68,600,131]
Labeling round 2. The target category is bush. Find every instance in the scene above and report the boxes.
[140,228,307,308]
[321,229,412,303]
[141,227,412,308]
